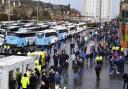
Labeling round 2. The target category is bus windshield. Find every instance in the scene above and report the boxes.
[70,27,76,31]
[59,29,67,33]
[37,32,44,38]
[0,30,4,34]
[45,32,57,37]
[79,25,84,28]
[8,32,35,38]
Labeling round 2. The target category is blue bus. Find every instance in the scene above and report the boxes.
[52,26,68,40]
[6,31,36,47]
[35,29,58,46]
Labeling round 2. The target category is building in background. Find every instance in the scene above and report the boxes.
[0,0,82,21]
[84,0,112,22]
[101,0,112,22]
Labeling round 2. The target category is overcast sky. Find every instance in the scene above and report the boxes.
[41,0,120,18]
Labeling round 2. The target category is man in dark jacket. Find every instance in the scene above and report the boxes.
[95,64,101,80]
[17,73,22,89]
[53,53,59,67]
[49,69,55,89]
[70,42,75,54]
[29,73,37,89]
[123,73,128,89]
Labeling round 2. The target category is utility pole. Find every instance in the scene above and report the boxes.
[99,0,102,22]
[37,0,40,22]
[8,0,11,21]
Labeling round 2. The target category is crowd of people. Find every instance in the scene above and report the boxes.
[8,23,128,89]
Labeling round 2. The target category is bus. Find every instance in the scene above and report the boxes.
[35,29,58,46]
[67,25,77,36]
[52,26,68,40]
[79,22,87,30]
[75,23,86,33]
[6,31,36,47]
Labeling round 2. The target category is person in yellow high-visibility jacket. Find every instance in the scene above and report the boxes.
[41,51,46,59]
[112,46,116,50]
[4,44,7,53]
[121,48,124,52]
[7,45,10,50]
[37,64,41,72]
[95,54,103,66]
[21,73,30,89]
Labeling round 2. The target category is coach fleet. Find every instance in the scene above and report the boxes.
[0,21,87,47]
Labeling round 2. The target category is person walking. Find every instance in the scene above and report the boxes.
[29,73,37,89]
[21,73,30,89]
[123,73,128,89]
[17,73,22,89]
[49,69,55,89]
[73,61,79,81]
[70,42,75,54]
[63,60,69,83]
[53,52,59,67]
[54,71,61,88]
[95,64,101,80]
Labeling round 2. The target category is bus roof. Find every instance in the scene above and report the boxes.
[38,29,56,33]
[52,26,67,30]
[67,25,75,28]
[14,30,35,34]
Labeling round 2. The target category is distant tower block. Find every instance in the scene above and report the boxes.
[84,0,112,22]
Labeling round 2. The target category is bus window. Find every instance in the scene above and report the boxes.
[79,25,83,28]
[37,33,44,38]
[17,33,35,38]
[59,29,67,33]
[45,32,57,37]
[70,27,76,31]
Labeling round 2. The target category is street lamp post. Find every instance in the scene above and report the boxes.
[99,0,102,22]
[37,0,40,22]
[8,0,11,21]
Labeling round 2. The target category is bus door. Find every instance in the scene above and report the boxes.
[25,33,35,45]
